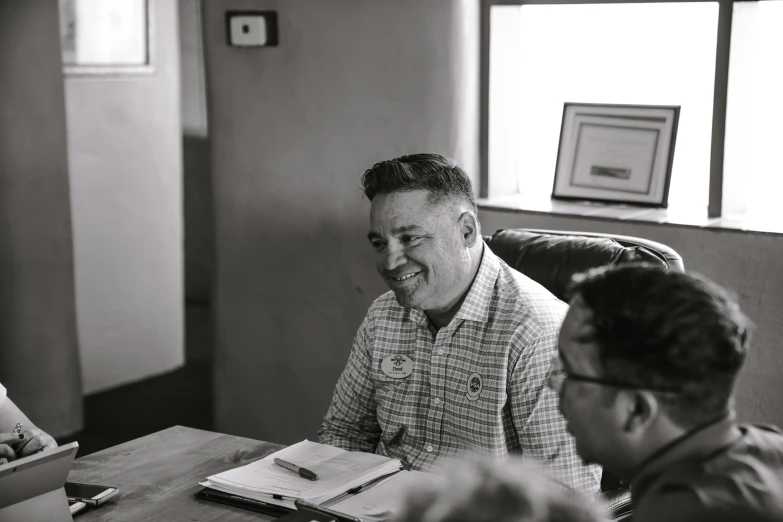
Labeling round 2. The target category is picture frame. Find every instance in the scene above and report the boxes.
[551,103,680,208]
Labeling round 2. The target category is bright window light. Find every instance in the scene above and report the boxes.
[489,3,718,214]
[723,1,783,225]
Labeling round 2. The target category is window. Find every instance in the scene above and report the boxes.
[59,0,151,74]
[485,0,783,225]
[723,1,783,224]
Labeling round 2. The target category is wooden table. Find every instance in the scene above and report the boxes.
[67,425,285,521]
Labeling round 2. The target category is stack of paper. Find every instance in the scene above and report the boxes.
[200,440,403,510]
[319,469,442,522]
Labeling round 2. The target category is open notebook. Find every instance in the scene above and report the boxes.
[199,440,439,520]
[294,469,440,522]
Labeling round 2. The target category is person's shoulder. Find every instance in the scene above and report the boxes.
[702,424,783,479]
[491,260,568,335]
[646,433,783,518]
[365,290,407,323]
[733,424,783,468]
[638,478,783,522]
[719,424,783,488]
[740,423,783,443]
[493,257,566,308]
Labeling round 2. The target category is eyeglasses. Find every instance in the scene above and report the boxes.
[547,356,679,394]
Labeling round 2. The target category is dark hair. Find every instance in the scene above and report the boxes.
[359,153,476,211]
[568,264,751,428]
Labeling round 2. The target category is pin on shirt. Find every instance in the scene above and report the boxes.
[466,372,483,401]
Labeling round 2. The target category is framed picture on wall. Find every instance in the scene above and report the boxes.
[551,103,680,208]
[59,0,153,75]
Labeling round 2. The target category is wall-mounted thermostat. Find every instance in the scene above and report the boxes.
[226,11,278,47]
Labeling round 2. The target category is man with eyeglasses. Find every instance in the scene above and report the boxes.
[549,264,783,522]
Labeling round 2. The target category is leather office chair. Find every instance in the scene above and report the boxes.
[484,227,685,520]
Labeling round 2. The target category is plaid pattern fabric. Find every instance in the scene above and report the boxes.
[319,245,601,494]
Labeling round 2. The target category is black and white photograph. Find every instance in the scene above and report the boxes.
[1,1,782,521]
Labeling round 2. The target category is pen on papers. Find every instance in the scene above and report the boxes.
[345,470,401,495]
[274,458,319,481]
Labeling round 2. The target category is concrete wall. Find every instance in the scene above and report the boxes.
[65,0,184,394]
[0,0,82,436]
[479,209,783,427]
[203,0,480,443]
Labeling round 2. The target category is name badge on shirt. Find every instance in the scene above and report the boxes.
[381,354,414,379]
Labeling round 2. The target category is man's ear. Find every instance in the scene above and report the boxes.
[622,391,659,434]
[457,211,479,247]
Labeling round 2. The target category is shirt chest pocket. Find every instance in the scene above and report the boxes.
[374,377,414,429]
[375,377,411,403]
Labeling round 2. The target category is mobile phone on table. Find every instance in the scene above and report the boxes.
[69,499,88,515]
[65,482,119,506]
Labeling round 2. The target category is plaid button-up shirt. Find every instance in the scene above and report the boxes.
[319,245,601,494]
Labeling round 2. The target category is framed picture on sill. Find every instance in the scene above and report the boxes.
[551,103,680,208]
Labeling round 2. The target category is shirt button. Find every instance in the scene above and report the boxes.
[426,445,433,452]
[433,398,440,405]
[437,349,444,355]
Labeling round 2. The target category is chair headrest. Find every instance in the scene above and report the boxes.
[485,228,680,301]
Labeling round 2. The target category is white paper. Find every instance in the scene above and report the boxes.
[326,471,444,522]
[199,480,297,509]
[205,440,402,505]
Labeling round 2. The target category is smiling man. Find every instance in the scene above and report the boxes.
[318,154,600,494]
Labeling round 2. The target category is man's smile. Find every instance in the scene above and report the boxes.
[387,270,423,286]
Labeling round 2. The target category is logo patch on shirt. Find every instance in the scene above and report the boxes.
[381,354,414,379]
[466,372,483,401]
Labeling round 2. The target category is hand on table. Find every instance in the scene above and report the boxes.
[15,428,57,458]
[0,432,25,464]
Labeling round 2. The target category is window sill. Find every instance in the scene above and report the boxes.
[477,194,783,236]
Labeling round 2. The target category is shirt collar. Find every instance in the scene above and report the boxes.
[408,242,500,328]
[632,412,740,504]
[453,242,500,323]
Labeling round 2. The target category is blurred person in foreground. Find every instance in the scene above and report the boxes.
[395,458,604,522]
[0,382,58,464]
[550,264,783,522]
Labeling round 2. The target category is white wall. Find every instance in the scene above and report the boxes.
[65,0,184,394]
[480,208,783,427]
[0,0,82,436]
[203,0,480,443]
